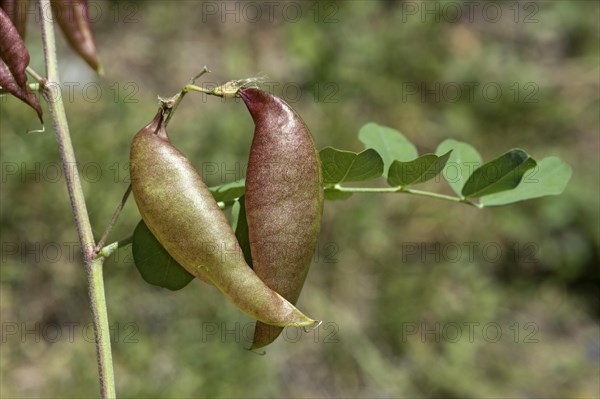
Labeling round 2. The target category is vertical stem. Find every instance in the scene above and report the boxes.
[38,1,116,398]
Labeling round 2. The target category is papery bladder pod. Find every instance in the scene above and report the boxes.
[129,110,318,328]
[240,88,324,349]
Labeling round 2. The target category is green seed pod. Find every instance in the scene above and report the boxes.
[130,110,317,328]
[240,88,324,349]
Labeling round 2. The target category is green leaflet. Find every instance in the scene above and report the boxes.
[480,157,572,206]
[320,147,383,184]
[210,178,246,202]
[132,220,194,291]
[462,149,537,198]
[358,123,417,178]
[387,151,452,187]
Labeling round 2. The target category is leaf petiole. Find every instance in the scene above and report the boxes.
[331,184,482,208]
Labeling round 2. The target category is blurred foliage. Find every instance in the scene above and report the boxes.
[1,1,598,398]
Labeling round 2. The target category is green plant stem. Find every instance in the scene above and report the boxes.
[332,185,482,208]
[38,1,115,397]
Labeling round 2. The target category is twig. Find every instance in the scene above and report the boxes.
[99,236,133,259]
[163,66,210,126]
[25,66,46,84]
[94,184,132,254]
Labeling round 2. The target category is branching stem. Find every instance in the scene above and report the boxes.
[38,0,115,397]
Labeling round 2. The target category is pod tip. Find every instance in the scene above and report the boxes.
[95,63,105,77]
[303,319,322,333]
[245,344,267,355]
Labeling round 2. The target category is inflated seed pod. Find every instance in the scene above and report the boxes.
[130,110,317,328]
[240,88,324,349]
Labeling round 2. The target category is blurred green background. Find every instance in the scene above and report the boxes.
[1,1,598,397]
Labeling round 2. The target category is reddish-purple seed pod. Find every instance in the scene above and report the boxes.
[0,7,42,121]
[0,0,29,39]
[240,88,324,349]
[130,110,318,328]
[51,0,102,73]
